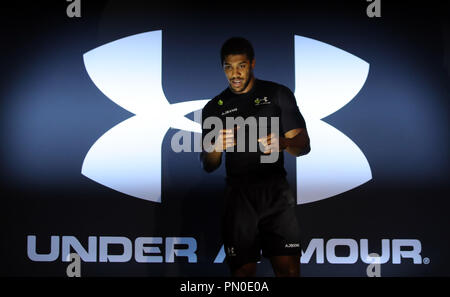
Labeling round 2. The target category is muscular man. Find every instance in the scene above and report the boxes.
[200,37,310,277]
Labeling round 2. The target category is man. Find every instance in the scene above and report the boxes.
[200,37,310,277]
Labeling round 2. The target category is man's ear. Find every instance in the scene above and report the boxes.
[251,58,256,69]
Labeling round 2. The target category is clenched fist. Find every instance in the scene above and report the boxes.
[257,132,287,154]
[214,126,240,152]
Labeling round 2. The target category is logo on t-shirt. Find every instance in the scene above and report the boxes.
[221,107,238,116]
[254,97,271,106]
[226,246,236,257]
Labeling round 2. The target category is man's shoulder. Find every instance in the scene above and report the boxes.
[257,79,292,94]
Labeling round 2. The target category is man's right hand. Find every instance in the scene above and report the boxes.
[213,127,239,152]
[201,126,239,173]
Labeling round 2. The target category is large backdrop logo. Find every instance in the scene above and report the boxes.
[82,30,371,204]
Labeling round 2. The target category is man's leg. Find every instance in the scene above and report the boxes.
[269,255,300,277]
[222,182,260,277]
[231,262,257,277]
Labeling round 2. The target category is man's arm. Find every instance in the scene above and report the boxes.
[200,128,237,173]
[281,127,310,156]
[270,85,310,157]
[258,127,310,157]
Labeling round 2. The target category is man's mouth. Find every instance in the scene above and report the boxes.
[231,79,243,88]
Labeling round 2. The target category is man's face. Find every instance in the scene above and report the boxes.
[223,54,255,94]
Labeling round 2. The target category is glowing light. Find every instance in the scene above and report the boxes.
[82,31,371,204]
[82,30,208,202]
[294,36,371,204]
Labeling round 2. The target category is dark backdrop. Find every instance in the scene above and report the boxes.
[1,0,449,276]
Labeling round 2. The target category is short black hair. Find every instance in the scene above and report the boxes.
[220,37,255,65]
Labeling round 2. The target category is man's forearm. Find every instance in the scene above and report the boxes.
[282,130,310,156]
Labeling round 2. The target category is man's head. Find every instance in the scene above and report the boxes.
[220,37,255,94]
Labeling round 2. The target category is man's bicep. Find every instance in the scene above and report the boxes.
[277,87,307,134]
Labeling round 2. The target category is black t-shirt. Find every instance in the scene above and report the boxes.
[201,79,307,179]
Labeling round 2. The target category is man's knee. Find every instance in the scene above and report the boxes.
[270,255,300,277]
[273,265,299,277]
[231,262,257,277]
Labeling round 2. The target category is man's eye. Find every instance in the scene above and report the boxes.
[239,64,246,68]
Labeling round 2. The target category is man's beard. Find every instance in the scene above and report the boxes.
[229,74,252,93]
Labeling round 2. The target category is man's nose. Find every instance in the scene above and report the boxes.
[231,67,241,77]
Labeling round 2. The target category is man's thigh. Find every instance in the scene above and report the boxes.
[221,184,261,272]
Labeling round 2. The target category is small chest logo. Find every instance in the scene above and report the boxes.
[226,246,237,257]
[221,107,238,116]
[254,96,271,106]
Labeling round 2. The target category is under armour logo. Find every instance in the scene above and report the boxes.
[254,97,270,105]
[82,30,371,205]
[82,31,208,203]
[226,246,236,257]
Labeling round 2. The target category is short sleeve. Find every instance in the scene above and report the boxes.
[201,104,214,149]
[277,86,307,135]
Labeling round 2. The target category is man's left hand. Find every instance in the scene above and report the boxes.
[257,133,288,154]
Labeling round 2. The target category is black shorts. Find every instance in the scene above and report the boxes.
[221,173,301,270]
